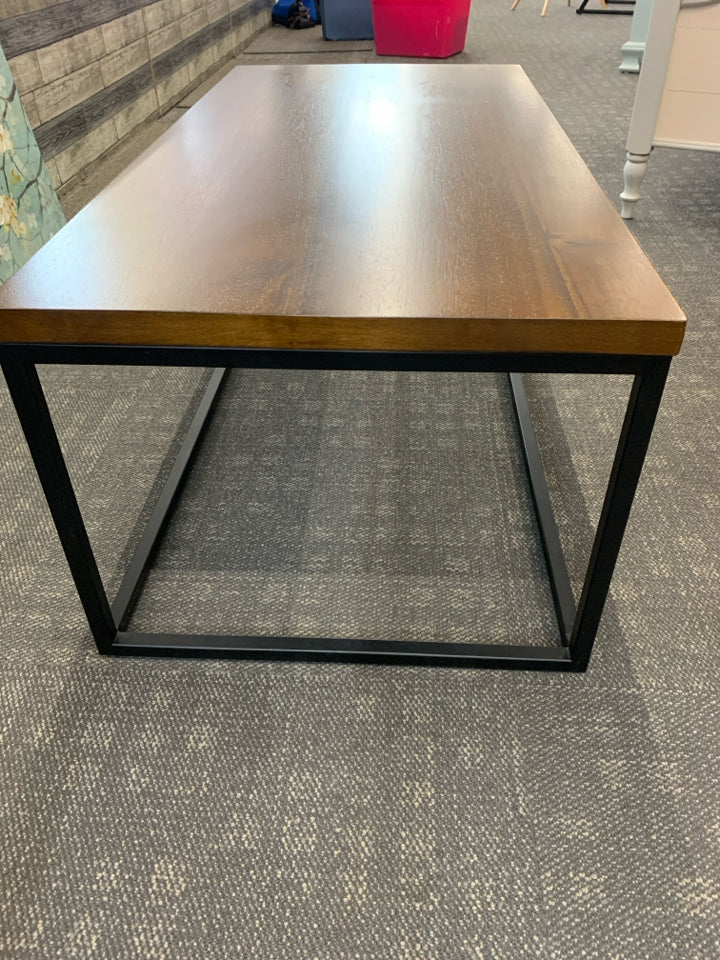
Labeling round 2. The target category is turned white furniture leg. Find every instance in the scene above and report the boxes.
[620,151,650,219]
[621,0,682,217]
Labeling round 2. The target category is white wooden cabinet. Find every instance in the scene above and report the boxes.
[620,0,720,218]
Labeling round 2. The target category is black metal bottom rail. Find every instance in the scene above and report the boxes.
[113,632,574,671]
[0,348,671,672]
[577,0,634,13]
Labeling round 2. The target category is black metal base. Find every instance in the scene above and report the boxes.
[577,0,635,14]
[0,346,671,672]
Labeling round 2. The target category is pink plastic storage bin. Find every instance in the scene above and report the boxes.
[371,0,471,58]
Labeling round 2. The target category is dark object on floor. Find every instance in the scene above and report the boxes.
[272,0,319,27]
[576,0,634,13]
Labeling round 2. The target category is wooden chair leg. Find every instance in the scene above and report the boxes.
[510,0,523,10]
[542,0,550,13]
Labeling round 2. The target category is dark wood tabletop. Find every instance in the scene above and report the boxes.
[0,64,685,355]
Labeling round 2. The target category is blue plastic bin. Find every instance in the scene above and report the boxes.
[319,0,373,40]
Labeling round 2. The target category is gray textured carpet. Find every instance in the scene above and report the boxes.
[2,3,720,958]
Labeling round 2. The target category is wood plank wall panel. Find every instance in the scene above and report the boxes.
[0,0,271,188]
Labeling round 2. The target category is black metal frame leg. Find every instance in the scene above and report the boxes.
[509,372,576,644]
[569,358,670,669]
[111,368,227,630]
[1,358,116,652]
[0,350,672,672]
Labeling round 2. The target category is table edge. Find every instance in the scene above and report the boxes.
[0,309,687,357]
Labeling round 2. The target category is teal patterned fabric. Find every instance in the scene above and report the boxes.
[0,43,65,285]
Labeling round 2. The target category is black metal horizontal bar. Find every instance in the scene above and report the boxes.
[509,373,576,643]
[577,0,634,12]
[111,368,227,631]
[7,344,668,376]
[112,631,577,671]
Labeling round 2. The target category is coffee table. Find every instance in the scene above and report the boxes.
[0,65,685,671]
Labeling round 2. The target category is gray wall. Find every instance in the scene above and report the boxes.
[1,0,270,189]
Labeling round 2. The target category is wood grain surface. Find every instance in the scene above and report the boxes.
[0,64,686,355]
